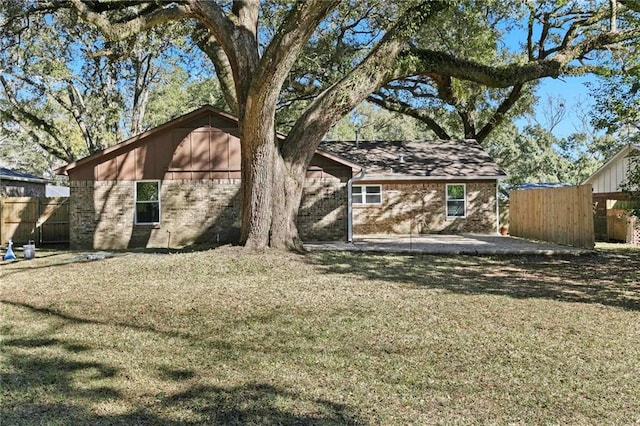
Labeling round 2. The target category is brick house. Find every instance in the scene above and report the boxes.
[57,105,506,249]
[319,140,506,238]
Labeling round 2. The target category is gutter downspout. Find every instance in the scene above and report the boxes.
[347,168,366,242]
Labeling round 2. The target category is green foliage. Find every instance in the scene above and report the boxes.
[620,150,640,215]
[589,60,640,214]
[485,124,569,185]
[591,73,640,136]
[324,102,434,141]
[144,69,227,129]
[0,4,219,172]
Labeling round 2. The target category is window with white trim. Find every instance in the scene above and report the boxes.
[135,181,160,224]
[446,184,466,218]
[353,185,382,205]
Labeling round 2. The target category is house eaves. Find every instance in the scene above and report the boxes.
[360,174,508,182]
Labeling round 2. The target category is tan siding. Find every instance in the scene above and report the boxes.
[66,110,353,183]
[170,129,192,171]
[209,131,229,172]
[117,149,136,180]
[307,153,353,179]
[98,157,117,180]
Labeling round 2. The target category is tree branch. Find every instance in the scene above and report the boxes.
[0,90,75,162]
[68,0,191,41]
[367,94,451,140]
[193,25,239,114]
[250,1,340,107]
[283,0,450,168]
[475,84,524,143]
[400,26,640,88]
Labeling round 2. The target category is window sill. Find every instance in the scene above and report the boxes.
[134,223,161,228]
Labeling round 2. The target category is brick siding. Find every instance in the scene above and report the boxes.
[70,179,497,249]
[353,181,497,235]
[298,179,347,241]
[70,178,347,249]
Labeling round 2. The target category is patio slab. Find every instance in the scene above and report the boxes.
[305,234,593,255]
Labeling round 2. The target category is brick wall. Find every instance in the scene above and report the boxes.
[353,181,497,235]
[70,180,242,249]
[298,178,347,240]
[70,178,347,249]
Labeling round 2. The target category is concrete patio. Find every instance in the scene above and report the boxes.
[305,234,593,255]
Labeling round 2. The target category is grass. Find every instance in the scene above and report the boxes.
[1,246,639,425]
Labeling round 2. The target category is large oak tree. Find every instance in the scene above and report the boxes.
[4,0,639,250]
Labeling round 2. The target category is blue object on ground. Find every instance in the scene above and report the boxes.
[3,240,16,261]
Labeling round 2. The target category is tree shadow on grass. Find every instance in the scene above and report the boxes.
[156,382,362,425]
[1,306,365,425]
[310,251,640,311]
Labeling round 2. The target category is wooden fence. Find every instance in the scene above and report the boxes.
[509,185,594,249]
[0,197,69,246]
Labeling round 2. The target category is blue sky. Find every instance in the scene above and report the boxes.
[530,74,597,138]
[498,13,604,140]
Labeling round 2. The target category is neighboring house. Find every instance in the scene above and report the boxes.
[57,105,506,249]
[0,167,50,197]
[583,143,639,201]
[583,143,640,243]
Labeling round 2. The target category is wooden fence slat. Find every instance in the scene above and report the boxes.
[1,197,69,246]
[510,185,595,249]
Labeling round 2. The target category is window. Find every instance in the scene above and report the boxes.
[135,181,160,224]
[353,185,382,205]
[446,184,466,218]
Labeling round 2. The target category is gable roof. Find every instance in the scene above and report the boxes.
[56,105,241,175]
[56,104,358,176]
[0,167,50,184]
[582,143,640,185]
[319,139,507,180]
[55,105,506,181]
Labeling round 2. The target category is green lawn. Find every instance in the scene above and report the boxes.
[1,247,639,425]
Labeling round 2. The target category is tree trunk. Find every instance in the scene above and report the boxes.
[239,121,308,251]
[269,152,306,251]
[238,116,276,249]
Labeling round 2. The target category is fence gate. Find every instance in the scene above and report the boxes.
[0,197,70,246]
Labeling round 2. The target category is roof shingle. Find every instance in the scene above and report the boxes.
[0,167,50,183]
[318,139,506,179]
